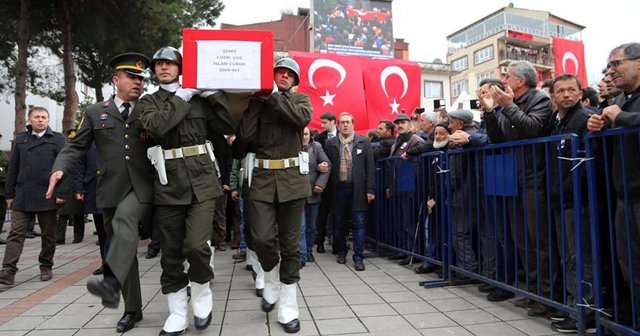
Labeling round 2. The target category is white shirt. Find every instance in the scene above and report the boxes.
[31,130,46,138]
[114,96,136,113]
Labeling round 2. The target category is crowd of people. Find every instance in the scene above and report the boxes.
[0,41,638,335]
[361,42,640,334]
[314,1,393,56]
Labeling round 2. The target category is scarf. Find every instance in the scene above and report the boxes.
[339,132,355,182]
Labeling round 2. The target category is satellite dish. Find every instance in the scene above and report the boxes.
[433,58,443,64]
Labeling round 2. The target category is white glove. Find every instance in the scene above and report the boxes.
[175,88,200,102]
[200,90,219,98]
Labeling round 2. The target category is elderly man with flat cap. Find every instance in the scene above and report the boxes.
[47,52,155,333]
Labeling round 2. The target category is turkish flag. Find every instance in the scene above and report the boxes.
[362,58,421,126]
[290,51,368,133]
[553,37,588,86]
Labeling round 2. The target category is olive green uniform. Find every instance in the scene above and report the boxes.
[235,92,312,284]
[52,98,154,312]
[139,89,236,294]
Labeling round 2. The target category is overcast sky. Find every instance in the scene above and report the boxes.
[216,0,636,86]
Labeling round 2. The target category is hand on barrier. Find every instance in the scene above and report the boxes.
[400,152,409,161]
[601,105,622,122]
[587,114,605,132]
[175,88,200,102]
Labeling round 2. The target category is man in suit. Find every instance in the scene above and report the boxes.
[0,107,67,285]
[234,57,311,333]
[47,52,154,333]
[313,112,336,253]
[324,112,375,271]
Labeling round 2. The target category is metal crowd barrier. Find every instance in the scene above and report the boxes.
[585,127,640,336]
[371,129,640,335]
[370,151,449,279]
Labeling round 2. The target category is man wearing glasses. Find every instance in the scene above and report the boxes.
[588,42,640,326]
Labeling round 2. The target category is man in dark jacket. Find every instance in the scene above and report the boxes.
[387,113,424,265]
[0,107,67,285]
[546,74,595,332]
[483,60,557,316]
[313,112,336,253]
[325,112,375,271]
[47,52,154,333]
[588,42,640,328]
[0,133,9,245]
[373,120,395,160]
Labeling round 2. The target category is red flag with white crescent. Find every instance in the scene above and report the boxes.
[552,37,588,86]
[290,51,368,133]
[362,58,421,125]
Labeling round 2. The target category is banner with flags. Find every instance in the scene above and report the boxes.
[290,51,368,132]
[290,51,421,133]
[552,37,588,86]
[362,58,421,126]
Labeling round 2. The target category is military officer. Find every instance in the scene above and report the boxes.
[139,46,236,336]
[47,53,154,333]
[234,58,312,333]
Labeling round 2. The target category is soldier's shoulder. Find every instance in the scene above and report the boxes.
[85,99,113,113]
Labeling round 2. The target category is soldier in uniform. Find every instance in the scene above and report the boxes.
[0,107,68,285]
[139,46,236,336]
[47,53,154,333]
[234,58,312,333]
[0,133,9,244]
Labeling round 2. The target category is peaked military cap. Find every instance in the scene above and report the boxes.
[108,52,150,77]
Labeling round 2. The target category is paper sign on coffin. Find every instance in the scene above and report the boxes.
[182,29,274,95]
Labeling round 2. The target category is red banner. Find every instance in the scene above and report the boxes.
[362,58,421,125]
[290,51,368,132]
[552,37,588,86]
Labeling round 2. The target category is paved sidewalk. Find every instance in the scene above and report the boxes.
[0,225,566,335]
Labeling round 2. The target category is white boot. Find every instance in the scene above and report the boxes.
[254,260,265,291]
[278,283,299,323]
[278,283,301,333]
[191,281,213,330]
[246,248,256,267]
[162,286,188,333]
[263,263,281,305]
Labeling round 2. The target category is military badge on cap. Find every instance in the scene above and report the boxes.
[108,52,151,78]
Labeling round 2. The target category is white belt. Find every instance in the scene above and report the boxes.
[163,144,207,160]
[255,157,299,170]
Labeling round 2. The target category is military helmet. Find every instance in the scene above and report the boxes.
[151,46,182,74]
[274,57,300,85]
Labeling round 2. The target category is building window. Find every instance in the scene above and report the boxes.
[451,57,468,71]
[476,71,493,87]
[474,45,494,65]
[423,81,443,98]
[452,80,468,97]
